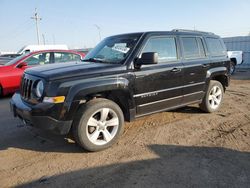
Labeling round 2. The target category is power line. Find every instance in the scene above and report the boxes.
[0,21,34,41]
[0,20,32,38]
[31,8,42,45]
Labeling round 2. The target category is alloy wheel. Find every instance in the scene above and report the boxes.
[208,85,222,110]
[86,108,119,145]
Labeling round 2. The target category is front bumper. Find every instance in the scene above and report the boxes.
[10,93,72,135]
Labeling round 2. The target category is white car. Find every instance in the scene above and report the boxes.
[227,51,244,74]
[17,44,69,55]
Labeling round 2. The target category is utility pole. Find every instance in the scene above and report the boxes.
[94,24,101,42]
[42,34,45,45]
[31,8,42,45]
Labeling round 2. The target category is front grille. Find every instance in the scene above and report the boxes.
[21,77,34,100]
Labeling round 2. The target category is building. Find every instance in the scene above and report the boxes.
[223,36,250,68]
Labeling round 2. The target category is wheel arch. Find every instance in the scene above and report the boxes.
[207,67,230,89]
[230,58,237,65]
[210,75,229,91]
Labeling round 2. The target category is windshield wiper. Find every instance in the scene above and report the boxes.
[82,58,105,63]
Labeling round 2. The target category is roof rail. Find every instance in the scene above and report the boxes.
[172,29,215,35]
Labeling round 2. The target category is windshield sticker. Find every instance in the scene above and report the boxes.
[112,45,130,53]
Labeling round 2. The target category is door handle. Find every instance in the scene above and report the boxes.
[171,68,181,73]
[202,64,210,68]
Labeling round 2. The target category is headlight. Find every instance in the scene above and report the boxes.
[35,80,44,98]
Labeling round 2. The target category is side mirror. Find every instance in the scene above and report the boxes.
[136,52,158,66]
[17,62,28,68]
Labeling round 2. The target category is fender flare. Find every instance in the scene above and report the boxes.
[66,77,130,102]
[206,67,227,78]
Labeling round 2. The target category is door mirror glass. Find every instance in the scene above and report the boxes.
[137,52,158,65]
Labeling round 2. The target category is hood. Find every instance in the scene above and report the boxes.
[25,61,127,81]
[0,65,12,71]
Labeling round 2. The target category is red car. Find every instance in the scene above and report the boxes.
[0,50,85,96]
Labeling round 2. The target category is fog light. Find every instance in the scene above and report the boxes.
[43,96,65,103]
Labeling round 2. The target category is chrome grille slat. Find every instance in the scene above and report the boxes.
[21,77,34,100]
[27,80,32,99]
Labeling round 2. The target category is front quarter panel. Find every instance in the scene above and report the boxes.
[52,73,135,121]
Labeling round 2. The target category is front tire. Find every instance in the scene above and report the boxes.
[0,85,3,97]
[200,80,224,113]
[72,98,124,152]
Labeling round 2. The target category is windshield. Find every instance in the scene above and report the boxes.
[4,53,28,66]
[83,34,142,64]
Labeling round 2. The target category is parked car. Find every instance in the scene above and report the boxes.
[0,57,13,65]
[0,50,85,96]
[0,53,20,58]
[11,30,230,151]
[227,51,244,74]
[74,48,93,55]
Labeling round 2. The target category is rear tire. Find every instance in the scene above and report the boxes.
[230,61,236,75]
[72,98,124,152]
[200,80,224,113]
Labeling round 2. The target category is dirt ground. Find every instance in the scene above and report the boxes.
[0,69,250,188]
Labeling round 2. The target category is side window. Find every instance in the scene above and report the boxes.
[197,38,206,57]
[181,37,206,59]
[72,54,81,61]
[54,53,81,63]
[206,38,226,57]
[25,53,50,65]
[141,37,177,63]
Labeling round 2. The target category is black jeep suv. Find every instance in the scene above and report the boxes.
[10,30,230,151]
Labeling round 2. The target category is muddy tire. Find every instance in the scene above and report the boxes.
[230,61,236,75]
[72,98,124,152]
[200,80,224,113]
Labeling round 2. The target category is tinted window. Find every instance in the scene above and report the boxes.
[181,37,206,59]
[25,53,50,65]
[54,52,81,63]
[206,38,226,56]
[197,38,206,57]
[142,37,177,63]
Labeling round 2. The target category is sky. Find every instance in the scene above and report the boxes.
[0,0,250,52]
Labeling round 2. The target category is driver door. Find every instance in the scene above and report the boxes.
[133,35,184,116]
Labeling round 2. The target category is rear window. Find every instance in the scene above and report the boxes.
[206,38,226,57]
[181,37,206,59]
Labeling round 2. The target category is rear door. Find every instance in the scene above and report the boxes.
[133,35,184,116]
[180,36,209,104]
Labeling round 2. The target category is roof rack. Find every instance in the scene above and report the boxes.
[172,29,215,35]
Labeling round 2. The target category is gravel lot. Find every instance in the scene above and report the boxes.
[1,69,250,188]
